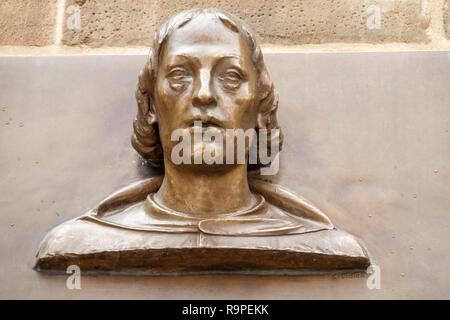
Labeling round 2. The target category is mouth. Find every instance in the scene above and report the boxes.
[186,116,225,129]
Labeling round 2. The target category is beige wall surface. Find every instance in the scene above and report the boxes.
[61,0,431,46]
[0,0,449,52]
[0,52,449,299]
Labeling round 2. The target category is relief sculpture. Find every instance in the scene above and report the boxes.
[34,9,370,274]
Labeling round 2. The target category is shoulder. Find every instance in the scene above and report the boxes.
[34,215,198,271]
[35,217,119,262]
[248,178,334,228]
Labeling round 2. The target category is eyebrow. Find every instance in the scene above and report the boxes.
[167,54,241,66]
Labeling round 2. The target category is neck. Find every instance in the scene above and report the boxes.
[154,160,257,217]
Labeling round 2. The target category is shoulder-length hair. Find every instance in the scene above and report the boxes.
[132,8,283,170]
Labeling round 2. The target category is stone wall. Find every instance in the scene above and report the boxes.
[0,0,449,52]
[445,0,450,37]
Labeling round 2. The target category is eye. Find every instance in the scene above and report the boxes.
[167,67,192,91]
[168,68,188,80]
[218,69,243,90]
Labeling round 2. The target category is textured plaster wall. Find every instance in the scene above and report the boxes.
[0,0,449,53]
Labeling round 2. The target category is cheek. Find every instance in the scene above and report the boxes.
[235,83,254,107]
[158,80,181,108]
[217,82,258,128]
[156,80,192,121]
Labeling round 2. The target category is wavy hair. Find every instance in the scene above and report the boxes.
[132,8,283,169]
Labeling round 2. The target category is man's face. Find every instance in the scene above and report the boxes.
[154,16,259,170]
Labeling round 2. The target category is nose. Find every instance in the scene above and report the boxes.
[192,68,217,108]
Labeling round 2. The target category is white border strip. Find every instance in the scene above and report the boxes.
[55,0,66,45]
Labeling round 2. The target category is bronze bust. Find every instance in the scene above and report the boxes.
[34,9,370,274]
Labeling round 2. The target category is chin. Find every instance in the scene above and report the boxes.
[189,162,235,172]
[186,142,236,171]
[193,142,224,165]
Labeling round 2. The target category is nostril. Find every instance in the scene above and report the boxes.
[193,90,217,107]
[194,94,216,107]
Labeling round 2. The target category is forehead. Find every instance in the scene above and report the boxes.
[163,15,247,61]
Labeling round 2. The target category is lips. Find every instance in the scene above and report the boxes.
[186,116,224,129]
